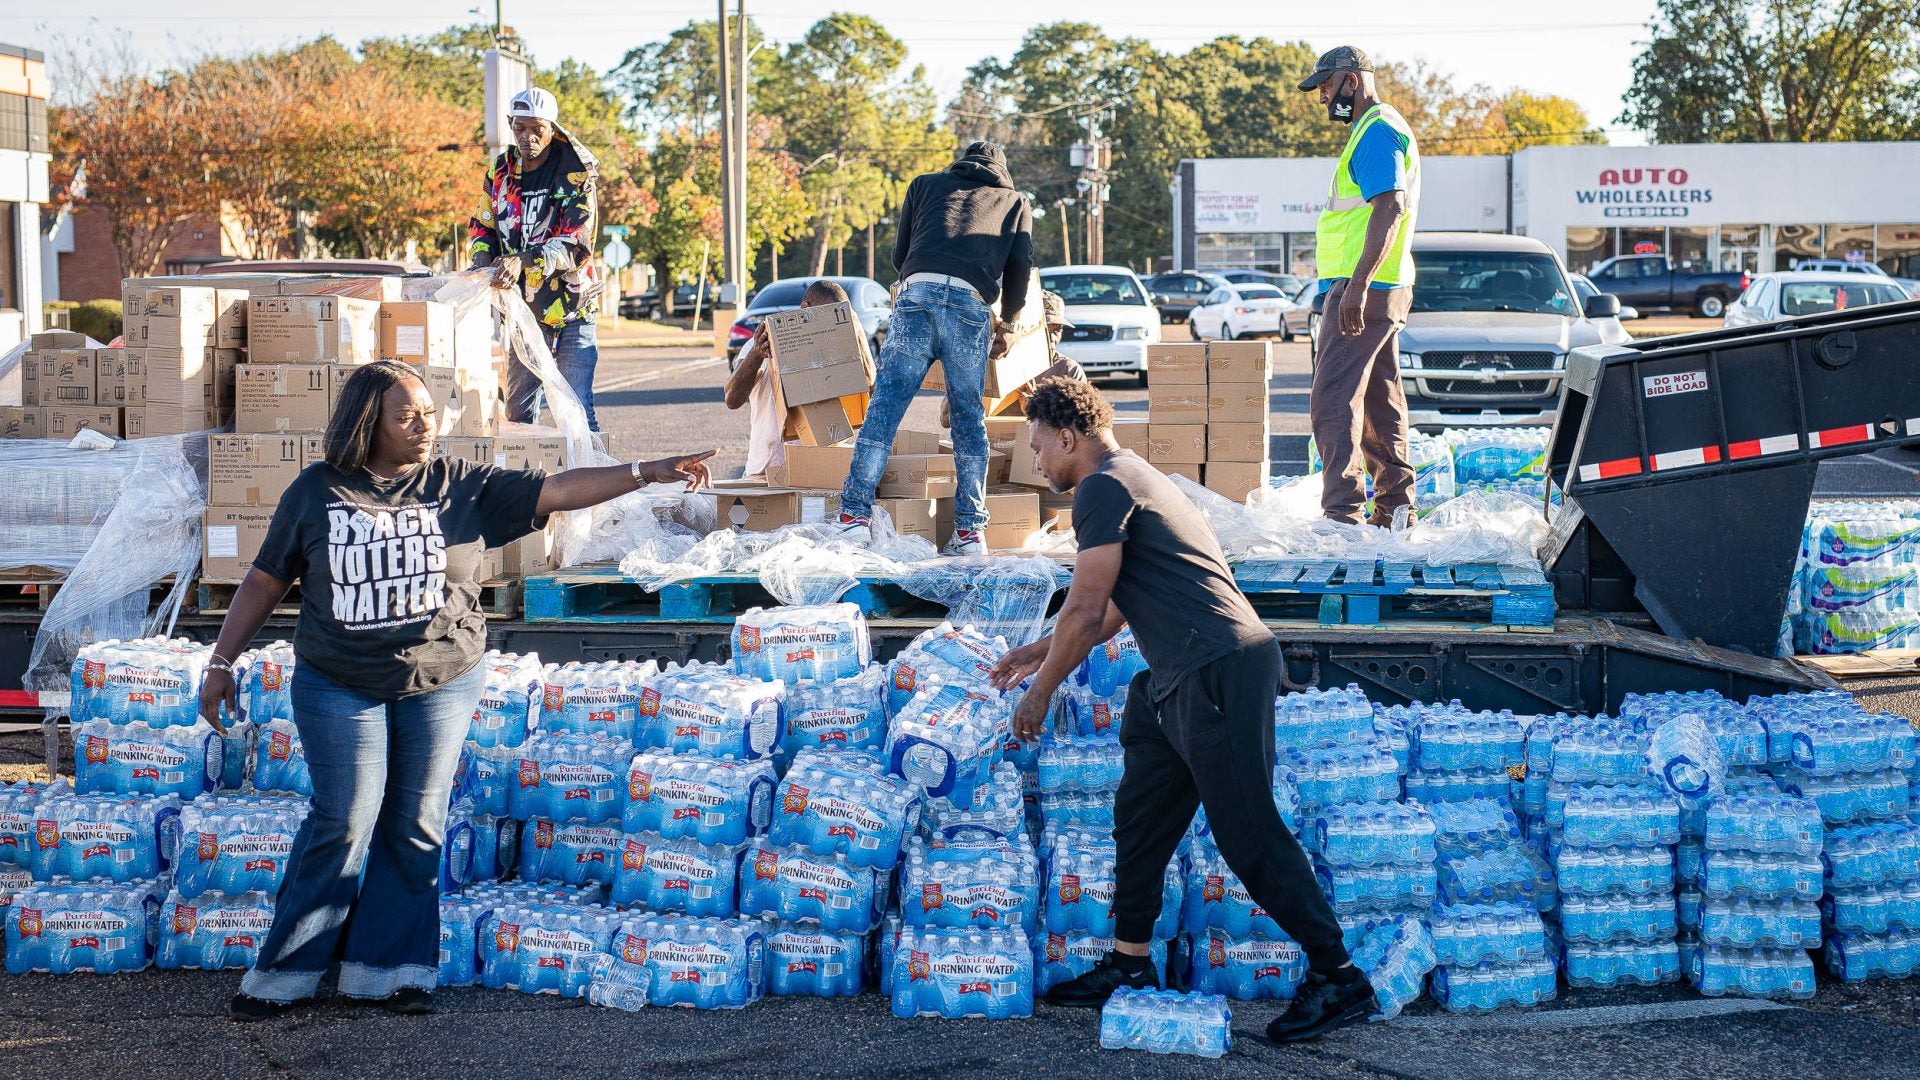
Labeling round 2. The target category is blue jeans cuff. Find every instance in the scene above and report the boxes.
[337,961,439,999]
[240,966,324,1003]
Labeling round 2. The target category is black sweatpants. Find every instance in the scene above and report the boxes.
[1108,637,1350,975]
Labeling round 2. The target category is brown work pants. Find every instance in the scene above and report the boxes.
[1310,281,1415,524]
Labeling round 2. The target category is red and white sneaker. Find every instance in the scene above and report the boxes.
[941,529,986,557]
[831,513,872,543]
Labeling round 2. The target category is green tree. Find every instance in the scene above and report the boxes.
[1620,0,1920,142]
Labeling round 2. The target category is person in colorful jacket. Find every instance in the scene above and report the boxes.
[468,87,605,431]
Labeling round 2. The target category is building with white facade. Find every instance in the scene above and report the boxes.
[0,44,49,352]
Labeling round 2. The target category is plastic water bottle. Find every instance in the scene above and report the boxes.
[463,745,518,818]
[1187,929,1307,1000]
[1074,628,1148,698]
[468,814,518,884]
[769,748,921,870]
[538,659,656,741]
[609,833,743,917]
[777,665,888,766]
[471,650,544,749]
[611,914,766,1009]
[508,733,634,825]
[888,926,1033,1019]
[584,950,653,1011]
[478,901,620,997]
[637,663,785,760]
[5,878,162,974]
[155,889,275,970]
[731,603,872,684]
[623,751,775,847]
[1099,987,1232,1058]
[737,843,882,932]
[1351,916,1437,1020]
[72,719,221,799]
[765,925,866,997]
[516,819,624,888]
[250,719,311,797]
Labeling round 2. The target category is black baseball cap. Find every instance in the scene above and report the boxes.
[1297,45,1373,91]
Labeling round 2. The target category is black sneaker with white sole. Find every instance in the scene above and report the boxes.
[1264,970,1377,1042]
[1042,950,1161,1008]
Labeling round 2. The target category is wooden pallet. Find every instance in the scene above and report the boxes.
[522,566,924,624]
[0,570,180,612]
[193,579,523,620]
[1232,559,1555,630]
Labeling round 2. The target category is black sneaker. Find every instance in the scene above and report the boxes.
[382,987,435,1015]
[1265,971,1376,1042]
[1042,950,1160,1008]
[227,993,291,1023]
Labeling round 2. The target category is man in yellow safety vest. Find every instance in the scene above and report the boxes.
[1300,46,1422,526]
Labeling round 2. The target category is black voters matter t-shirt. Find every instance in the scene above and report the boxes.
[1071,449,1272,701]
[252,458,548,698]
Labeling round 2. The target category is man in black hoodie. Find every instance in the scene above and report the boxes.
[835,141,1034,556]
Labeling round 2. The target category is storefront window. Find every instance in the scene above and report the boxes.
[1564,227,1614,274]
[1824,223,1875,265]
[1285,234,1317,279]
[1774,224,1823,270]
[1876,224,1920,280]
[1196,233,1286,272]
[1718,224,1761,273]
[1620,227,1666,258]
[1670,226,1711,271]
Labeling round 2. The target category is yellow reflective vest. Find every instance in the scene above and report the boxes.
[1316,103,1420,286]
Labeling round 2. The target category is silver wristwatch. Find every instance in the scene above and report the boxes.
[631,460,646,485]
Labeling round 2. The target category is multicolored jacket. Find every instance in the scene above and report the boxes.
[468,125,602,328]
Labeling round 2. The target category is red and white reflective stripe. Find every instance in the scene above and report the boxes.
[0,691,69,710]
[1577,457,1643,483]
[1649,446,1722,472]
[1809,424,1874,449]
[1727,434,1799,460]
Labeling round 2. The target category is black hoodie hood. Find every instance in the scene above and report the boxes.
[949,154,1014,190]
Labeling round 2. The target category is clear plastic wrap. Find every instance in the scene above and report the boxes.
[896,556,1070,647]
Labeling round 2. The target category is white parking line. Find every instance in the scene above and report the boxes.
[1867,452,1920,477]
[1364,997,1794,1034]
[595,355,729,393]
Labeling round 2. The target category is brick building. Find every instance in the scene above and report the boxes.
[52,207,233,302]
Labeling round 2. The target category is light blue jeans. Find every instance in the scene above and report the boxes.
[508,319,601,432]
[841,280,992,531]
[239,661,481,1003]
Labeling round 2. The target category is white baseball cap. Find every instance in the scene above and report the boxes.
[508,88,558,124]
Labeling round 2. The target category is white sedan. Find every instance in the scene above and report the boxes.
[1189,283,1299,342]
[1722,271,1911,328]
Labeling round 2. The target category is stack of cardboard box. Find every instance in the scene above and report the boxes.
[1144,341,1273,501]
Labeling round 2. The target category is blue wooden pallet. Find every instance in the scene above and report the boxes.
[1232,559,1554,629]
[522,566,920,624]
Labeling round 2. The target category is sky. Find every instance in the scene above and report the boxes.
[2,0,1659,146]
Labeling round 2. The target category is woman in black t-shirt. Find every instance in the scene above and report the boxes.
[197,361,713,1021]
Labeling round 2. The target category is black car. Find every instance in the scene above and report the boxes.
[1143,271,1229,323]
[727,276,893,362]
[619,283,721,321]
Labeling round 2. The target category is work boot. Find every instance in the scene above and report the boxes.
[941,529,986,557]
[1043,950,1160,1008]
[830,513,871,544]
[1265,968,1377,1042]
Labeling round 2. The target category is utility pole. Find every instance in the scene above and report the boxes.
[735,0,750,291]
[1071,118,1111,266]
[1052,197,1074,265]
[715,0,737,296]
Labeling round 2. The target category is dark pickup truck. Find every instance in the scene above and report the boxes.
[1584,255,1749,319]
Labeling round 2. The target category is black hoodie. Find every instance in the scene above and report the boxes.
[892,154,1034,317]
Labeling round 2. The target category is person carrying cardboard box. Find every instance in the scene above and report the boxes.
[468,87,605,432]
[940,290,1086,428]
[724,279,851,480]
[833,140,1034,556]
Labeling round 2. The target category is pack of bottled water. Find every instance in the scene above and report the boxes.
[1099,987,1231,1058]
[214,721,253,792]
[770,747,920,869]
[516,818,624,887]
[1351,916,1437,1019]
[1444,427,1549,486]
[637,663,785,760]
[887,683,1008,809]
[1187,928,1306,1000]
[1059,684,1126,738]
[609,833,743,917]
[885,623,1008,712]
[1430,955,1558,1012]
[623,751,775,846]
[1037,791,1116,833]
[479,900,621,997]
[1044,844,1181,939]
[738,842,883,932]
[69,638,210,727]
[538,660,656,740]
[1820,816,1920,981]
[26,792,178,885]
[1287,741,1402,816]
[1430,902,1548,968]
[609,914,766,1009]
[1825,927,1920,982]
[0,778,67,867]
[508,733,633,824]
[921,761,1026,842]
[236,641,295,724]
[765,924,866,997]
[1439,846,1556,911]
[1429,796,1525,858]
[1407,702,1524,775]
[72,719,222,799]
[469,814,518,883]
[777,664,888,766]
[1315,800,1437,868]
[900,837,1040,932]
[154,889,274,970]
[471,650,545,748]
[464,745,519,817]
[1183,844,1292,941]
[1034,931,1167,993]
[250,719,311,797]
[1556,783,1682,849]
[1407,430,1458,509]
[439,881,604,988]
[1792,504,1920,653]
[442,798,480,892]
[1072,627,1147,698]
[1276,686,1379,752]
[1690,942,1816,999]
[1035,734,1123,796]
[731,603,871,684]
[5,878,162,974]
[584,950,653,1010]
[889,926,1033,1019]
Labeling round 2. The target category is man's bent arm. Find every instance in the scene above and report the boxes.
[1347,190,1406,290]
[1025,544,1124,700]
